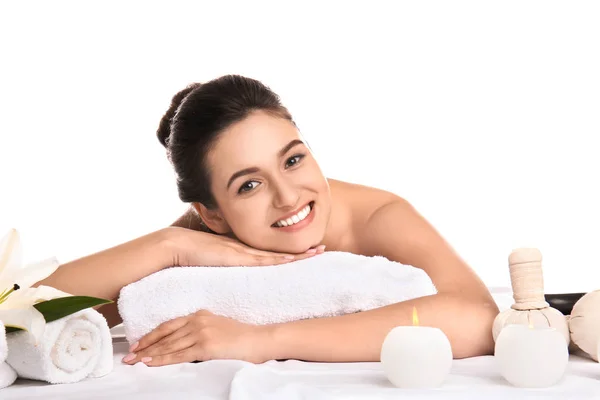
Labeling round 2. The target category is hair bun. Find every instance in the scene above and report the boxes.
[156,83,201,148]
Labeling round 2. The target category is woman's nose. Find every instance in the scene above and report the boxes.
[272,181,300,209]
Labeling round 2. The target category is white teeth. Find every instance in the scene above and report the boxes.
[275,204,312,227]
[299,208,308,219]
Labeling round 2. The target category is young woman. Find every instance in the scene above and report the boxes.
[36,75,499,367]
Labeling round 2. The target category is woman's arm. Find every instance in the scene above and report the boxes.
[264,198,499,361]
[33,228,176,301]
[265,292,495,362]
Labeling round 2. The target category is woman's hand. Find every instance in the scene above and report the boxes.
[164,227,325,267]
[122,310,274,366]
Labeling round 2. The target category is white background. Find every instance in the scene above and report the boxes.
[1,1,599,293]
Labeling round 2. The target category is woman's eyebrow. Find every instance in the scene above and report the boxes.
[226,140,305,190]
[227,167,259,190]
[278,139,304,157]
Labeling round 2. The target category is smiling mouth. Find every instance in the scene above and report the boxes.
[272,201,315,228]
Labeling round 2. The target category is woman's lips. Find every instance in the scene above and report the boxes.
[272,201,316,232]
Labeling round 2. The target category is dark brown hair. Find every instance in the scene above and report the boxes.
[157,75,293,208]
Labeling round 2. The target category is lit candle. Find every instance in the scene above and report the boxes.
[494,323,568,388]
[380,307,453,388]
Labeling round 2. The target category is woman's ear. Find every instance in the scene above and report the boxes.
[192,202,231,234]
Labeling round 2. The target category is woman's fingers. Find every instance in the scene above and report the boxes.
[210,241,328,267]
[141,345,200,367]
[250,255,293,266]
[239,244,326,258]
[237,246,297,259]
[134,332,195,359]
[133,317,188,353]
[245,245,326,266]
[145,330,193,357]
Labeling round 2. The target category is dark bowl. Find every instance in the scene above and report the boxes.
[545,293,587,315]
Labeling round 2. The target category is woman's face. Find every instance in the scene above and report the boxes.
[203,110,332,253]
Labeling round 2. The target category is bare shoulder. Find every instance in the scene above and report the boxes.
[350,185,493,298]
[328,178,436,258]
[327,178,407,250]
[328,178,400,212]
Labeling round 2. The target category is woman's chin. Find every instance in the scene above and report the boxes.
[282,239,325,255]
[243,227,325,255]
[257,240,321,255]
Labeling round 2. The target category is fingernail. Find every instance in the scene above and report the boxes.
[317,245,326,252]
[284,255,295,260]
[141,357,152,363]
[305,248,317,254]
[122,353,136,363]
[129,342,139,352]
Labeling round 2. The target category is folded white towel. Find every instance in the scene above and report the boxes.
[5,308,113,384]
[0,321,17,389]
[119,251,437,344]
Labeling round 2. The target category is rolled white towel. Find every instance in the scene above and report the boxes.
[5,308,113,384]
[119,251,438,344]
[0,321,17,389]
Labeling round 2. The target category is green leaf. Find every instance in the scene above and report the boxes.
[33,296,113,323]
[3,296,112,335]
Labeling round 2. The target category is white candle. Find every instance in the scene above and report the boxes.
[495,324,568,388]
[380,308,452,388]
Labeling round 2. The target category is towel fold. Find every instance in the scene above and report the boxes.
[5,308,113,384]
[0,321,17,389]
[119,251,438,344]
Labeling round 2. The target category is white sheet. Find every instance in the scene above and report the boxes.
[4,288,599,398]
[3,336,600,399]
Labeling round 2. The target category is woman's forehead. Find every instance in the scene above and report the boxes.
[208,112,303,183]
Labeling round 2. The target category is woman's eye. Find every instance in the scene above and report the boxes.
[285,154,305,168]
[238,181,259,194]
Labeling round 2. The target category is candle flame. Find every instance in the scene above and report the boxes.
[412,307,419,326]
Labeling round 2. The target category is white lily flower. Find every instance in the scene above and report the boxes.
[0,229,68,343]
